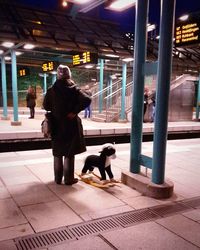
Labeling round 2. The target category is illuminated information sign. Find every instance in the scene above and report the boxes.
[72,51,98,66]
[42,61,55,72]
[175,18,200,46]
[18,68,29,77]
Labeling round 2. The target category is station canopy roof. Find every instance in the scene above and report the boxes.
[0,0,200,74]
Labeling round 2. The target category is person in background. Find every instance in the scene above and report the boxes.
[151,90,156,122]
[26,86,36,119]
[83,85,92,118]
[43,65,91,185]
[143,87,149,122]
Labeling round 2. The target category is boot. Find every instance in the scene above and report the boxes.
[64,156,78,185]
[54,156,63,184]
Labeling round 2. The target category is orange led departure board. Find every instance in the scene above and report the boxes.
[72,51,98,66]
[175,17,200,47]
[42,61,55,72]
[18,68,29,77]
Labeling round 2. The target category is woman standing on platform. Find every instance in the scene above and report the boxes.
[26,86,36,119]
[43,65,91,185]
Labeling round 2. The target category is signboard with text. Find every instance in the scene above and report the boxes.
[175,16,200,47]
[42,61,55,72]
[72,51,98,66]
[18,68,30,77]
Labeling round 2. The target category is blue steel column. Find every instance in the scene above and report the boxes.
[195,74,200,119]
[11,50,19,122]
[44,73,47,94]
[152,0,176,184]
[130,0,149,173]
[99,59,104,113]
[109,76,113,107]
[52,74,56,85]
[120,62,127,120]
[1,57,8,118]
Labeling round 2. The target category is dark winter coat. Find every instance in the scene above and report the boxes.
[26,93,36,108]
[43,79,91,157]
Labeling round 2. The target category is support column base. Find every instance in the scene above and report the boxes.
[1,116,10,120]
[11,121,22,126]
[121,170,174,199]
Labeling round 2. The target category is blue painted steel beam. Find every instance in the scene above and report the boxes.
[44,73,47,95]
[130,0,149,173]
[1,57,8,118]
[120,62,127,120]
[99,59,104,113]
[196,74,200,119]
[152,0,176,184]
[11,50,19,122]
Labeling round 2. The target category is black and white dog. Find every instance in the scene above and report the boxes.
[81,143,116,183]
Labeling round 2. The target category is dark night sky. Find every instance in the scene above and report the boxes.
[14,0,200,32]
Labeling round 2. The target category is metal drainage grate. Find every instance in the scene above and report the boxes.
[180,196,200,208]
[150,202,191,217]
[14,227,75,250]
[68,217,121,238]
[113,208,160,227]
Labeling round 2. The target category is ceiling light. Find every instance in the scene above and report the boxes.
[23,44,35,49]
[179,14,189,21]
[122,57,133,62]
[104,54,120,58]
[62,0,68,7]
[0,50,4,54]
[106,0,136,11]
[2,42,14,48]
[15,51,23,56]
[147,24,156,32]
[74,0,93,3]
[85,64,94,69]
[5,56,11,61]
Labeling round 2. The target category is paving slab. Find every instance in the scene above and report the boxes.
[101,221,199,250]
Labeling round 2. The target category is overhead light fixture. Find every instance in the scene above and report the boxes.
[5,56,11,61]
[179,14,189,21]
[156,35,160,40]
[15,51,23,56]
[147,24,156,32]
[85,64,94,69]
[74,0,93,3]
[122,57,133,62]
[104,54,120,58]
[2,41,14,48]
[62,0,68,7]
[106,0,136,11]
[0,50,4,54]
[23,44,35,49]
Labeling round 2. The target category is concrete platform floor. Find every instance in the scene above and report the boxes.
[0,139,200,249]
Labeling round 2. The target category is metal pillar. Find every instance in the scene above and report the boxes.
[99,59,104,113]
[196,74,200,119]
[130,0,149,173]
[120,62,127,120]
[1,56,8,118]
[152,0,176,184]
[11,50,19,123]
[44,73,47,94]
[52,74,56,85]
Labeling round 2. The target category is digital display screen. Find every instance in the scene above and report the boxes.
[42,61,55,72]
[72,51,98,66]
[175,17,200,47]
[18,68,29,77]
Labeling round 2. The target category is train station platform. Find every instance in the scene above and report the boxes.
[0,108,200,249]
[0,107,200,141]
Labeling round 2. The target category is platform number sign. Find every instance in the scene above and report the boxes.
[72,51,97,66]
[42,61,55,72]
